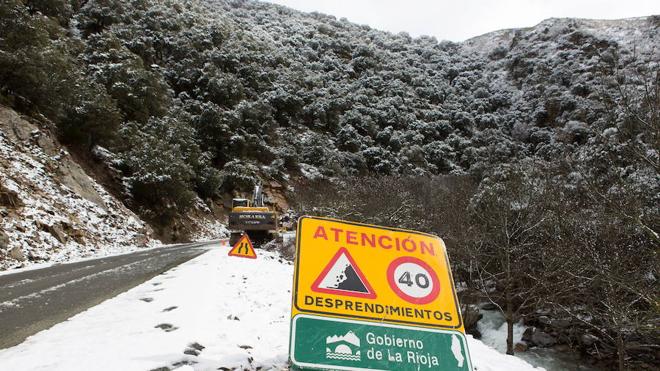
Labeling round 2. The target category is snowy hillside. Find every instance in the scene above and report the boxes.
[0,106,159,270]
[0,242,544,371]
[4,0,657,230]
[463,16,659,56]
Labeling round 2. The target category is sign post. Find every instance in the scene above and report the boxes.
[289,216,472,370]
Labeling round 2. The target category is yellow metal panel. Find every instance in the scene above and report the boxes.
[232,206,271,212]
[291,216,464,331]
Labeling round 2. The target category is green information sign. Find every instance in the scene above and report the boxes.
[290,314,473,371]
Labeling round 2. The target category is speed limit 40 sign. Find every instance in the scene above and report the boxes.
[388,256,440,305]
[290,217,472,371]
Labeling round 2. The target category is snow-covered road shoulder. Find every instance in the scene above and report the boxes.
[0,242,543,371]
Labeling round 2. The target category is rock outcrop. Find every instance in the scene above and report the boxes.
[0,106,158,270]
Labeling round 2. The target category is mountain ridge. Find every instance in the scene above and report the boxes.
[463,15,659,55]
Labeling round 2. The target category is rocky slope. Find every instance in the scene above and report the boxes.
[0,106,159,269]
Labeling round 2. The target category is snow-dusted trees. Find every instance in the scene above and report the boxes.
[5,0,657,183]
[120,116,195,217]
[119,107,221,218]
[54,0,651,190]
[466,162,563,355]
[0,0,120,146]
[84,33,171,124]
[77,0,129,35]
[24,0,74,26]
[547,183,658,370]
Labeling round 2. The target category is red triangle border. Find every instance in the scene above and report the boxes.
[311,247,376,299]
[228,235,257,259]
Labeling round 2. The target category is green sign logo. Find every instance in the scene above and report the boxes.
[290,315,472,370]
[326,330,361,361]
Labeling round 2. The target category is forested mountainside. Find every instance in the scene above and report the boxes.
[1,0,656,219]
[0,1,658,368]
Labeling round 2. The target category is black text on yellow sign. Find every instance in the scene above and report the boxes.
[292,216,464,330]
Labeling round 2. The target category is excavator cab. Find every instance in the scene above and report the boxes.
[232,198,249,208]
[228,183,278,246]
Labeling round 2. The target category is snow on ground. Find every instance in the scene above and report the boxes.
[0,113,159,270]
[477,310,595,371]
[0,242,543,371]
[467,336,546,371]
[477,309,527,354]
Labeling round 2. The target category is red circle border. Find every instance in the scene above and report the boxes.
[387,256,440,305]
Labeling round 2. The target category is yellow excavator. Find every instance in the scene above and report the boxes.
[228,183,278,247]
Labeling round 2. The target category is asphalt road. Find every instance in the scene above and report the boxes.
[0,242,214,349]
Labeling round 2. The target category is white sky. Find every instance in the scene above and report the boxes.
[263,0,660,41]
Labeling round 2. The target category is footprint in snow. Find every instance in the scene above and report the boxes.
[140,297,154,303]
[155,323,178,332]
[149,359,197,371]
[171,360,196,367]
[183,349,199,356]
[189,342,205,351]
[162,306,178,312]
[183,342,205,356]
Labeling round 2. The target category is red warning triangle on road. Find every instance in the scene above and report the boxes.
[311,247,376,299]
[228,234,257,259]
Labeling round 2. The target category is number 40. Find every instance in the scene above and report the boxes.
[398,271,430,289]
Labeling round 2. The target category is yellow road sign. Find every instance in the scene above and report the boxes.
[228,234,257,259]
[291,216,463,330]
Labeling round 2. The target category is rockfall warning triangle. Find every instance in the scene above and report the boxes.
[311,247,376,299]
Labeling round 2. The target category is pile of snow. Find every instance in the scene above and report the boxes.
[0,242,543,371]
[0,108,158,270]
[468,336,546,371]
[477,309,596,371]
[477,309,527,354]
